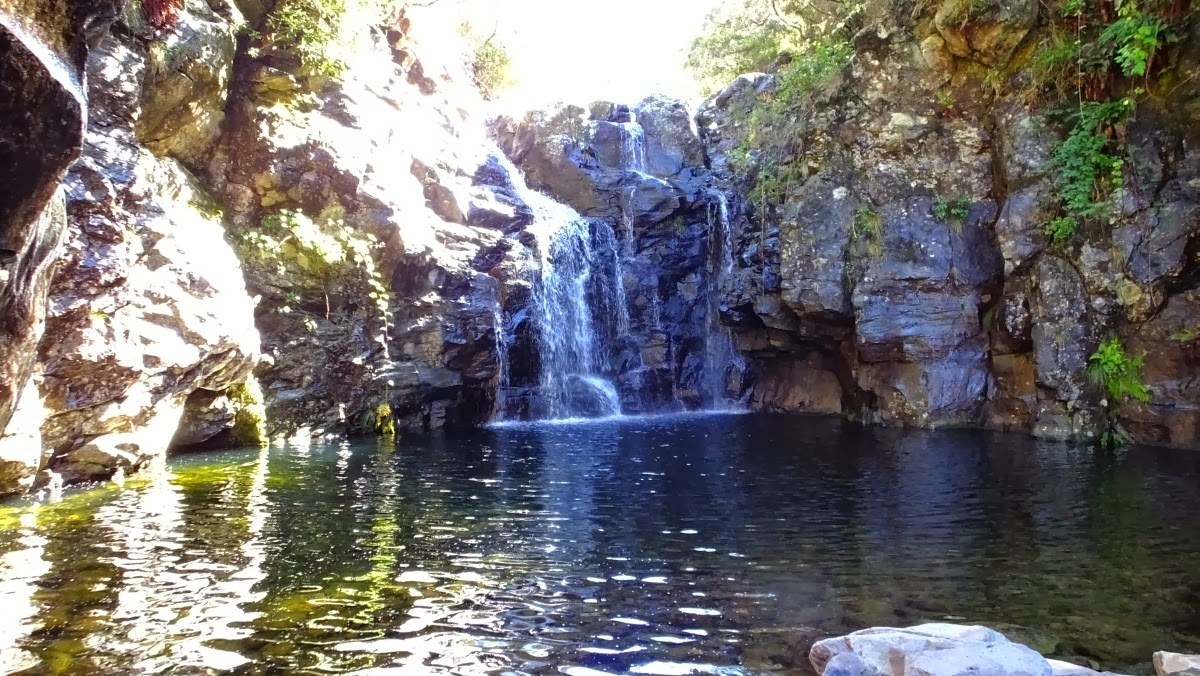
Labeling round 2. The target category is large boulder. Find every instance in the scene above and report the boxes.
[811,624,1051,676]
[491,97,704,227]
[1118,290,1200,447]
[1030,256,1102,441]
[851,198,1000,426]
[134,0,242,168]
[1154,653,1200,676]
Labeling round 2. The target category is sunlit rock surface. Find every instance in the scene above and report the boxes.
[811,624,1053,676]
[205,7,536,436]
[1155,652,1200,676]
[0,0,120,495]
[35,16,259,481]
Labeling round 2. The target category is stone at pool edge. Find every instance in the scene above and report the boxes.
[1155,653,1200,676]
[810,624,1134,676]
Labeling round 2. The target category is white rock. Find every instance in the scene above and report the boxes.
[906,642,1049,676]
[1047,658,1132,676]
[1154,652,1200,676]
[812,624,1054,676]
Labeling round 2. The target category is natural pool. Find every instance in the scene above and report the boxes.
[2,413,1199,675]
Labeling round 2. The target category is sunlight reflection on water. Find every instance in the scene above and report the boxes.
[1,415,1199,674]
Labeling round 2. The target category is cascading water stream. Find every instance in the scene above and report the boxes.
[486,112,746,421]
[618,117,647,174]
[491,302,509,418]
[704,191,745,409]
[489,151,623,420]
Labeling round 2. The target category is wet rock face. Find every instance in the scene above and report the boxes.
[492,95,708,225]
[35,23,260,482]
[0,0,120,495]
[204,11,541,437]
[852,198,1000,426]
[697,0,1200,446]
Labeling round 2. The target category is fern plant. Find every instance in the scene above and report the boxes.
[1044,216,1078,247]
[1087,337,1150,403]
[933,197,971,231]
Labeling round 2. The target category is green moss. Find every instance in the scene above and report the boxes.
[373,402,395,437]
[234,209,393,331]
[228,377,268,447]
[1170,326,1200,343]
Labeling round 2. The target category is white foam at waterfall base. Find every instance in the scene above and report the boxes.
[576,376,621,416]
[487,408,749,429]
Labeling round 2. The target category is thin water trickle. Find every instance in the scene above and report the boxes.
[618,117,648,173]
[491,300,509,419]
[704,190,746,408]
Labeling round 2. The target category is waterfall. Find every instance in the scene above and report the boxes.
[618,117,647,173]
[489,151,624,421]
[486,119,746,421]
[592,220,631,337]
[704,191,744,409]
[491,301,508,418]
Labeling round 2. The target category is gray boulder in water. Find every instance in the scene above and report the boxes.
[810,624,1132,676]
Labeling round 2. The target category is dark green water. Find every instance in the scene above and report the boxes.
[2,413,1199,675]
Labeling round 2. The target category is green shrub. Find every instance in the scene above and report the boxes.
[459,22,513,100]
[471,39,512,100]
[1100,0,1170,77]
[685,0,859,94]
[1046,98,1132,242]
[267,0,348,78]
[1087,336,1150,403]
[731,39,852,210]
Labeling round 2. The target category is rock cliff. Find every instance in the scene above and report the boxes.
[0,0,553,495]
[693,1,1200,446]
